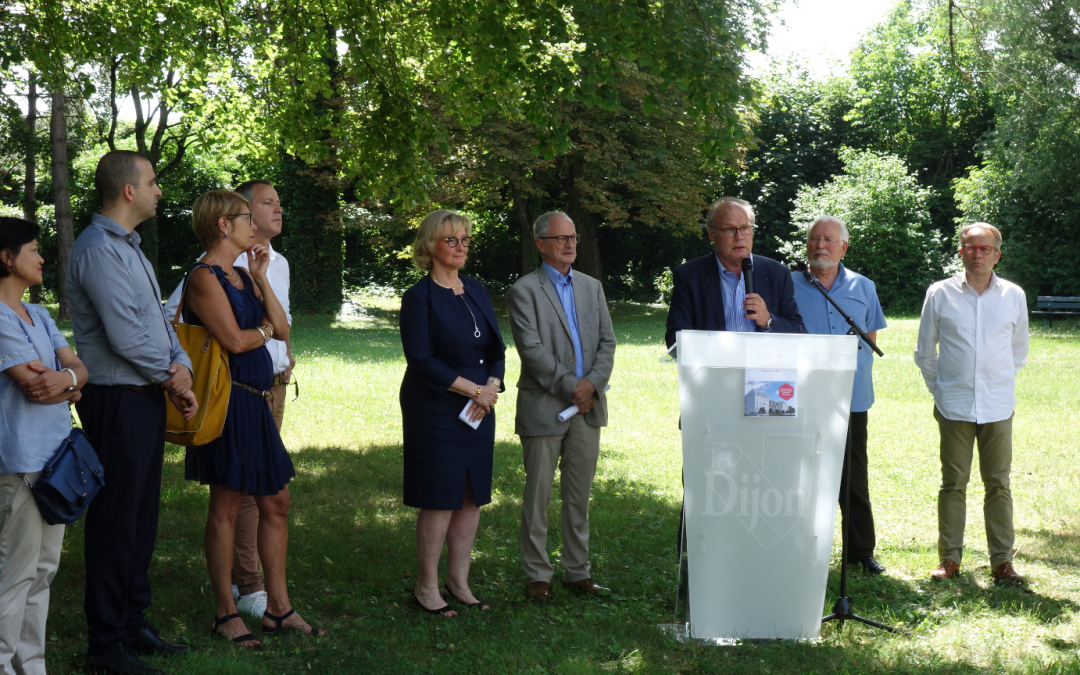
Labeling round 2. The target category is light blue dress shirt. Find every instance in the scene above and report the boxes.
[67,213,191,386]
[542,262,584,378]
[0,303,71,473]
[716,253,758,333]
[792,264,887,412]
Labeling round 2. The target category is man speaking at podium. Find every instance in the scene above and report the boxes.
[791,216,887,575]
[665,197,805,347]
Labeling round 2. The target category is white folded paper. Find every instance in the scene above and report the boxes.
[459,400,483,429]
[557,384,612,422]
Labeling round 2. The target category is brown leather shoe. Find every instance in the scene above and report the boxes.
[992,562,1026,585]
[526,581,551,601]
[930,558,960,580]
[562,578,610,597]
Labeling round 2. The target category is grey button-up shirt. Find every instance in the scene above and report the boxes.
[67,213,192,386]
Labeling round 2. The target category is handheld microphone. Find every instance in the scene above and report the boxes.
[741,257,754,314]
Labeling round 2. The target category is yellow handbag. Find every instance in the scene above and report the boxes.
[165,263,231,446]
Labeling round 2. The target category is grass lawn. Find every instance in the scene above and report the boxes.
[42,295,1080,674]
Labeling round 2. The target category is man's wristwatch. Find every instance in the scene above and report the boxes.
[764,317,774,331]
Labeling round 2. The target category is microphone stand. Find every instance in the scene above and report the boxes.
[794,262,896,635]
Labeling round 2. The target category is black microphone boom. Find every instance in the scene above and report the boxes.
[790,260,884,357]
[741,257,755,314]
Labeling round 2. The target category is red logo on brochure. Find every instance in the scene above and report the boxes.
[778,383,794,401]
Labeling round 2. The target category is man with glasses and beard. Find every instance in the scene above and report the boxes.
[792,216,887,575]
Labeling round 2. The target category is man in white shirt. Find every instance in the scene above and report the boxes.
[164,180,294,615]
[914,222,1028,584]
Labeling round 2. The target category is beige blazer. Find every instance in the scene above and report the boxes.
[507,267,616,437]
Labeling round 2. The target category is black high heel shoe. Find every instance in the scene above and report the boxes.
[444,583,492,611]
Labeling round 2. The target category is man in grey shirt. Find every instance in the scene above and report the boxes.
[68,150,197,675]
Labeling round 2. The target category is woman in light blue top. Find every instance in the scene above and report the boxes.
[0,217,87,674]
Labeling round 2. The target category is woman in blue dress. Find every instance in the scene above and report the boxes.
[399,210,505,617]
[0,217,87,673]
[181,191,322,645]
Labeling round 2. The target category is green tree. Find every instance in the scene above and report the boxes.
[846,0,993,238]
[949,0,1080,297]
[780,148,945,312]
[722,63,863,259]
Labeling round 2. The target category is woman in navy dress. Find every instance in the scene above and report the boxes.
[182,190,322,645]
[400,209,505,617]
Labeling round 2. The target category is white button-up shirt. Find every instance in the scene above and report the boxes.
[164,244,292,375]
[914,272,1028,423]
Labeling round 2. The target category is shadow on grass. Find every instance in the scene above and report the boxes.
[42,442,1078,674]
[1017,527,1080,569]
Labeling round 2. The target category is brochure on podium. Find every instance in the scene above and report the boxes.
[744,368,797,417]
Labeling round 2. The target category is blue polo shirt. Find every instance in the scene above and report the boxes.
[791,264,886,412]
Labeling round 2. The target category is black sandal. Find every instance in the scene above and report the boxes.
[412,591,455,617]
[261,609,326,636]
[444,584,492,611]
[211,613,259,645]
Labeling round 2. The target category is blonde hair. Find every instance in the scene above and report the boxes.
[192,190,250,251]
[412,209,471,271]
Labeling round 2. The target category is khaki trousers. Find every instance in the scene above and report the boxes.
[519,417,601,584]
[935,406,1015,568]
[0,473,64,675]
[231,382,288,595]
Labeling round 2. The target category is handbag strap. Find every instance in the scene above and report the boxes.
[173,262,216,325]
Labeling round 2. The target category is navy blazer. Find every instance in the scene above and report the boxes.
[400,274,506,395]
[665,253,806,348]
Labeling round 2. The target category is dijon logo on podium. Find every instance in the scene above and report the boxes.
[698,441,815,549]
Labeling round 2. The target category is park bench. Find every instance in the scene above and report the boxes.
[1033,296,1080,328]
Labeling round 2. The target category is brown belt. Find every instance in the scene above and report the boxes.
[233,381,271,399]
[113,383,163,396]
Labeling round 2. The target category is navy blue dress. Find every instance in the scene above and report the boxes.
[399,275,506,510]
[182,264,295,496]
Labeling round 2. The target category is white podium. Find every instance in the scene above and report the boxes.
[675,330,857,641]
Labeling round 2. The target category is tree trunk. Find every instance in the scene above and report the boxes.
[25,72,41,304]
[50,89,74,320]
[565,157,602,281]
[511,180,537,276]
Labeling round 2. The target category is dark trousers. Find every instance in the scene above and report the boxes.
[76,385,166,654]
[839,411,876,557]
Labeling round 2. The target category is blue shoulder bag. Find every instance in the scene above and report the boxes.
[24,352,105,525]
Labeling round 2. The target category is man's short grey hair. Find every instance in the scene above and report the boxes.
[533,211,571,239]
[234,180,274,203]
[807,215,850,243]
[706,197,755,228]
[959,222,1002,249]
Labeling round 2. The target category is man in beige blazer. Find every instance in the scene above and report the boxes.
[507,211,617,601]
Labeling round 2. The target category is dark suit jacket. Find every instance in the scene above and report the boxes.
[399,274,506,395]
[664,253,806,348]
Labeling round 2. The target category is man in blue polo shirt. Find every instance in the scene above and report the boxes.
[792,215,887,575]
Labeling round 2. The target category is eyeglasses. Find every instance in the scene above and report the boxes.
[808,235,841,245]
[962,245,997,256]
[226,212,253,224]
[538,234,580,245]
[710,225,755,238]
[443,236,471,248]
